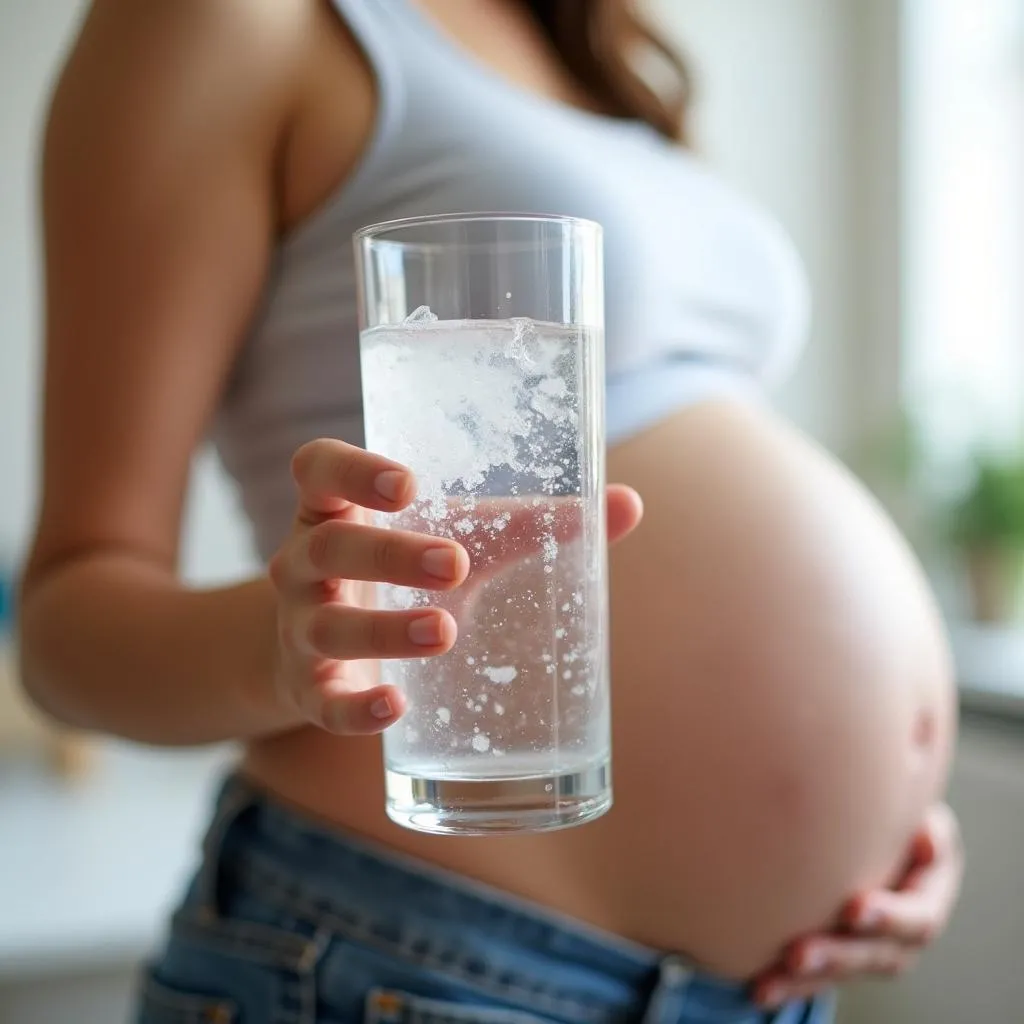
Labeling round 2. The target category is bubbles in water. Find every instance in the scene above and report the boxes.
[404,304,439,325]
[361,318,605,780]
[505,317,537,366]
[538,376,567,398]
[481,665,517,685]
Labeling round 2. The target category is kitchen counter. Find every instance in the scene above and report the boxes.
[952,623,1024,719]
[0,741,234,982]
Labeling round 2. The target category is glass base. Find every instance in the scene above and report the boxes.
[385,760,611,836]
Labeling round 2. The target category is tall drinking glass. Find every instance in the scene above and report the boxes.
[354,214,608,835]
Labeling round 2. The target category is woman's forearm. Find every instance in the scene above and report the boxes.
[18,552,304,746]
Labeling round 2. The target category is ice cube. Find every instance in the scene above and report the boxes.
[403,304,439,325]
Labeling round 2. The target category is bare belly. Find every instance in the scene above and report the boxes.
[243,399,956,977]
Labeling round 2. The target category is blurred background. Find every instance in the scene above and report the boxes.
[1,1,1022,1022]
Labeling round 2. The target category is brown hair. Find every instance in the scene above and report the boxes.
[523,0,694,143]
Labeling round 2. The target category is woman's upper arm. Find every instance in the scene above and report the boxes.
[26,0,298,582]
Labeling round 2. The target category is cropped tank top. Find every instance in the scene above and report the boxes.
[212,0,811,561]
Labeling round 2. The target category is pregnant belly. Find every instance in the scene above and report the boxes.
[244,399,956,977]
[567,399,957,972]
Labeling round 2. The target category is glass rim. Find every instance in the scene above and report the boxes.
[354,211,602,243]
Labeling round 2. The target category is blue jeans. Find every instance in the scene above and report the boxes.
[135,773,835,1024]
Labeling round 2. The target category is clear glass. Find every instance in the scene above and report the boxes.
[354,213,609,835]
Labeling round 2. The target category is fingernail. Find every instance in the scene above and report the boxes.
[408,615,443,646]
[422,547,459,581]
[374,470,406,502]
[370,696,394,720]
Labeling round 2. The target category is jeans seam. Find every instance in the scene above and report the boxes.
[140,970,239,1023]
[238,857,617,1024]
[368,988,588,1024]
[173,909,316,971]
[270,966,316,1024]
[162,910,325,1024]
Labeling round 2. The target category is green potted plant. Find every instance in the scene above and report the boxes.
[946,453,1024,624]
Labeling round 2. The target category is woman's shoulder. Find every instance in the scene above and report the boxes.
[50,0,375,234]
[50,0,317,156]
[78,0,312,68]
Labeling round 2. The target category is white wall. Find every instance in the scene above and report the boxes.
[0,0,78,561]
[650,0,863,451]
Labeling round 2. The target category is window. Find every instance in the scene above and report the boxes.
[903,0,1024,463]
[901,0,1024,699]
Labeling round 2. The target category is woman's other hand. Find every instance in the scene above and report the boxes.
[754,802,964,1007]
[268,439,644,736]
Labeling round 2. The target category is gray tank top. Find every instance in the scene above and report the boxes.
[213,0,810,561]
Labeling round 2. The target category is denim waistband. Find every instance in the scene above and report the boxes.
[194,772,806,1024]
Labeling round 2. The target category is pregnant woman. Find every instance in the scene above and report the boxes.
[20,1,963,1021]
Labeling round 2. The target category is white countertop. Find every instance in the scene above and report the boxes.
[952,623,1024,719]
[0,742,235,982]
